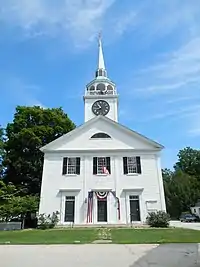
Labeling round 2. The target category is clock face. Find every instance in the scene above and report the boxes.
[92,100,110,116]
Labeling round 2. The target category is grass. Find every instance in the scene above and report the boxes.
[111,228,200,244]
[0,228,96,244]
[0,228,200,244]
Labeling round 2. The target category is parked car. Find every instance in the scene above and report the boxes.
[179,213,200,222]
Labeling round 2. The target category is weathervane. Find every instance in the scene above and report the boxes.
[98,31,102,45]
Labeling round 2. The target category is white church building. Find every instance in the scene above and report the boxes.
[39,38,166,225]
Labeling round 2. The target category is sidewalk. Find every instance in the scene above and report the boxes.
[170,220,200,230]
[0,244,199,267]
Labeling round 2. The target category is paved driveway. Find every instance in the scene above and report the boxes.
[170,220,200,230]
[0,244,156,267]
[0,244,199,267]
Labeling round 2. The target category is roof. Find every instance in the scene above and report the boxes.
[40,115,164,152]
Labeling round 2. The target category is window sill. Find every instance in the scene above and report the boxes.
[95,174,110,176]
[126,173,139,176]
[63,174,78,177]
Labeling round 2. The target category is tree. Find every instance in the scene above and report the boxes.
[0,180,39,222]
[164,170,200,218]
[174,147,200,178]
[163,147,200,218]
[0,127,5,178]
[0,180,18,201]
[0,180,21,221]
[3,106,75,195]
[10,195,39,227]
[162,168,173,181]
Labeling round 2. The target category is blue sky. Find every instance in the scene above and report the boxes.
[0,0,200,169]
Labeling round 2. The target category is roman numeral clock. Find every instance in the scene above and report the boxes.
[92,100,110,116]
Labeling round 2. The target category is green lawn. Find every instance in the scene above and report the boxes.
[0,229,95,244]
[111,228,200,244]
[0,228,200,244]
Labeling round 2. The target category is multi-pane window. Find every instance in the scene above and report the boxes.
[129,195,139,200]
[127,157,137,174]
[97,157,106,174]
[62,157,80,175]
[67,158,76,174]
[93,157,111,175]
[123,156,142,174]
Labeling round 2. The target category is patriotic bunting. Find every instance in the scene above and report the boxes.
[95,191,108,200]
[86,190,121,223]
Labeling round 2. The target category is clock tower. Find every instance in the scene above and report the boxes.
[84,36,118,122]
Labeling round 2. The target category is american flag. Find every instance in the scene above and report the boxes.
[117,197,121,220]
[103,166,109,174]
[87,191,93,223]
[111,191,120,220]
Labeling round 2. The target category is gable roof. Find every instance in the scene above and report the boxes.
[40,115,164,152]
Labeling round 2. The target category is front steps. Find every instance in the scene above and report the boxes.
[56,223,149,228]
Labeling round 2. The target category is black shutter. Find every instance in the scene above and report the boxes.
[106,157,111,174]
[62,157,68,175]
[123,157,128,174]
[93,157,97,174]
[136,156,142,174]
[76,157,80,175]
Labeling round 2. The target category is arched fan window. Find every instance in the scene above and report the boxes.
[107,85,113,91]
[91,132,111,139]
[90,85,95,91]
[96,83,105,91]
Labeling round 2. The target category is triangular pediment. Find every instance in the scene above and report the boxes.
[41,116,164,152]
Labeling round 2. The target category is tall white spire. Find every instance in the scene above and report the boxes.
[95,33,107,78]
[98,33,105,70]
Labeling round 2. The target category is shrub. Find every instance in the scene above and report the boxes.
[146,211,170,228]
[37,211,59,230]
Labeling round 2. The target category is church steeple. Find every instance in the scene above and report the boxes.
[95,34,107,78]
[84,34,118,122]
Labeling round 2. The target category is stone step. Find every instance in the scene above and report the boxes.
[56,223,149,228]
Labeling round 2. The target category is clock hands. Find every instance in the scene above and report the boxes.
[97,102,101,109]
[92,100,110,116]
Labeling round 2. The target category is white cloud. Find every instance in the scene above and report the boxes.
[0,0,117,46]
[166,95,199,104]
[149,105,200,120]
[136,0,200,39]
[129,34,200,135]
[2,0,198,47]
[137,37,200,91]
[136,80,195,94]
[114,10,137,37]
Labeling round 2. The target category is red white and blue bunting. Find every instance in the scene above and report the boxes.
[95,191,108,200]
